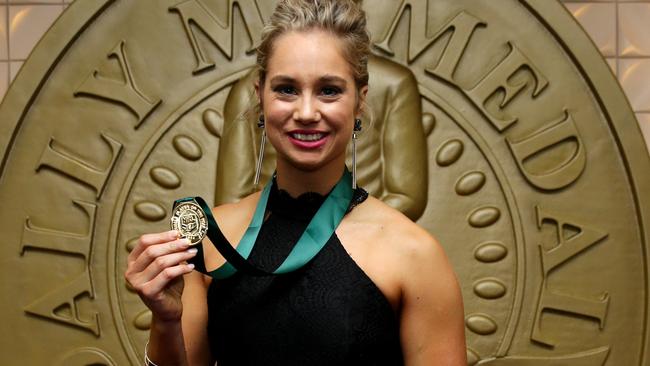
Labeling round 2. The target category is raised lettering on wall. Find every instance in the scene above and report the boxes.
[424,11,485,82]
[466,43,549,132]
[23,271,100,336]
[507,111,586,190]
[20,200,100,336]
[531,206,609,347]
[170,0,264,74]
[74,41,161,128]
[375,1,485,71]
[21,200,96,259]
[37,133,122,199]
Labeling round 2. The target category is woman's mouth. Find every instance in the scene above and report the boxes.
[288,131,328,148]
[291,132,325,141]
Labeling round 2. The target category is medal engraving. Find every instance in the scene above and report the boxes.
[170,201,207,245]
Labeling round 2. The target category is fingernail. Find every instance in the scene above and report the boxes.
[188,263,195,270]
[180,238,191,246]
[187,248,198,254]
[170,230,180,239]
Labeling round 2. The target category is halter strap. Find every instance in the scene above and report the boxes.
[179,170,354,280]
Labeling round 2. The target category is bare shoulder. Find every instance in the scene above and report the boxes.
[211,191,260,238]
[350,196,443,261]
[347,196,460,297]
[352,197,466,362]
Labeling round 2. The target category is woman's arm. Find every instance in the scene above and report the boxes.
[145,272,211,366]
[179,271,212,365]
[399,233,467,365]
[125,230,211,366]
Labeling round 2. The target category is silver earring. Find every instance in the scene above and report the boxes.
[352,118,362,189]
[254,115,266,186]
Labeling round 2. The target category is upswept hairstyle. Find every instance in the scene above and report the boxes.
[256,0,371,91]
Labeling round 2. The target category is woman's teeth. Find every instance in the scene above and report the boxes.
[292,133,324,141]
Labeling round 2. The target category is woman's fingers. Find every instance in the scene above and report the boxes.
[126,247,197,295]
[123,230,199,320]
[141,262,196,298]
[139,248,198,282]
[129,237,192,274]
[128,230,180,262]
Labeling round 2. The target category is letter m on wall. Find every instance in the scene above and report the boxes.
[170,0,264,74]
[374,0,484,70]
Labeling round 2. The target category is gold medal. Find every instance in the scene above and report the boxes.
[170,200,208,245]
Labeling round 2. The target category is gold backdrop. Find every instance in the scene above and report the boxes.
[0,1,649,365]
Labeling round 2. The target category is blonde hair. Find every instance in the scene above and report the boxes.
[256,0,370,91]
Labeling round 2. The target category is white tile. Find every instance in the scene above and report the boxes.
[0,7,7,60]
[619,3,650,57]
[9,5,63,60]
[620,59,650,112]
[565,3,616,57]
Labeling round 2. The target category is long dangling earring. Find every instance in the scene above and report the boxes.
[254,115,266,187]
[352,118,362,189]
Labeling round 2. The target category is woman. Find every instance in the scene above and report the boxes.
[125,0,466,364]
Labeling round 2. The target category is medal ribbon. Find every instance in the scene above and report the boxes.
[174,170,353,279]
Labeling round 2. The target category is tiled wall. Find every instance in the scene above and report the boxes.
[0,0,72,100]
[0,0,649,152]
[562,0,650,153]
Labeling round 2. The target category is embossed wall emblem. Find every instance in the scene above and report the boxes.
[0,0,649,365]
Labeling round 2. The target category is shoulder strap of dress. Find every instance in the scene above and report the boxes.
[346,187,369,214]
[188,184,367,278]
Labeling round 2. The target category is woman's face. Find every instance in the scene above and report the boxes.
[257,29,367,173]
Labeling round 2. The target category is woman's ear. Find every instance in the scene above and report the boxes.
[357,85,369,117]
[255,80,262,108]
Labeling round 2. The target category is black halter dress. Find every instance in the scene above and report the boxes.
[201,183,404,365]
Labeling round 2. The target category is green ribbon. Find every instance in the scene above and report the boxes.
[176,170,353,280]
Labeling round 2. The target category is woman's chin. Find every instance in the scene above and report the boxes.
[279,153,340,173]
[285,158,327,172]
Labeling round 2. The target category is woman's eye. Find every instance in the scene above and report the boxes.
[274,86,297,95]
[321,86,341,97]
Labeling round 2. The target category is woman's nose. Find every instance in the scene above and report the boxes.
[294,95,320,123]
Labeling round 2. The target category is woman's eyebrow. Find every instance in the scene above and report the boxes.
[269,75,296,84]
[319,75,347,84]
[268,74,347,86]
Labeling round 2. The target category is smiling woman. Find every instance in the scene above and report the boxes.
[260,29,364,184]
[124,1,466,365]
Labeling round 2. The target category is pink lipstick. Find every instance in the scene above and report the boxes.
[288,130,329,149]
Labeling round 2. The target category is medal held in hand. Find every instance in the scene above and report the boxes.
[168,170,354,279]
[170,200,208,245]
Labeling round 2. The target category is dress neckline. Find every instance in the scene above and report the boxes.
[268,177,369,222]
[268,179,328,221]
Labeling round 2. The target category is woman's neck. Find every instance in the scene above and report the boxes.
[275,159,346,198]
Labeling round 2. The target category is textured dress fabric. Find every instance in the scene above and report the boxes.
[203,183,404,365]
